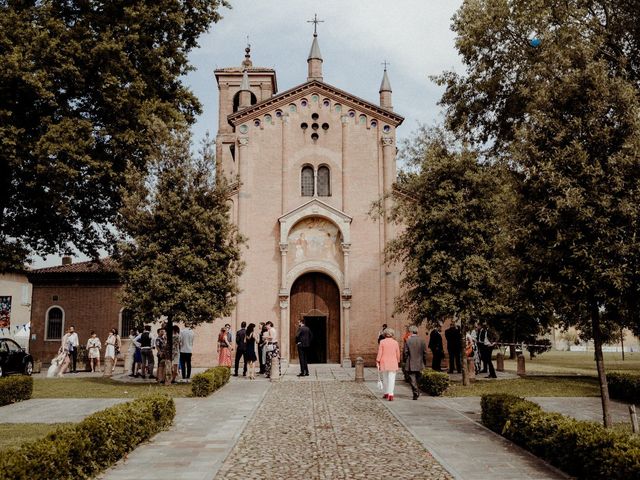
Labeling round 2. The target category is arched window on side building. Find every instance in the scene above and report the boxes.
[45,306,64,340]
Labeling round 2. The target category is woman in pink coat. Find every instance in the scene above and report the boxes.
[376,328,401,401]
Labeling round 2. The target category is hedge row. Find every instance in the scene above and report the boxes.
[418,369,450,396]
[608,372,640,404]
[191,366,231,397]
[0,376,33,406]
[481,394,640,479]
[0,394,175,480]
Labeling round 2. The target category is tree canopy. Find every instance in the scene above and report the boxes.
[0,0,229,271]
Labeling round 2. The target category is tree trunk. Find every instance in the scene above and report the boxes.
[591,304,612,428]
[509,326,516,359]
[461,323,469,386]
[621,327,625,361]
[166,316,173,385]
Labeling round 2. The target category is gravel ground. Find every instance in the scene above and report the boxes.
[216,380,453,480]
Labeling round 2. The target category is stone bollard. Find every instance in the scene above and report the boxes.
[630,405,639,434]
[466,357,476,381]
[354,357,364,383]
[517,354,526,376]
[496,352,505,372]
[270,356,280,382]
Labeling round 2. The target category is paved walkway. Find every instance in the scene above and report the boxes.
[99,379,270,480]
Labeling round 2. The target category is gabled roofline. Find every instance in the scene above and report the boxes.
[228,80,404,126]
[278,198,352,224]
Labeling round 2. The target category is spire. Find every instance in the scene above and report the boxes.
[307,14,324,81]
[379,61,393,110]
[240,69,250,92]
[239,69,251,110]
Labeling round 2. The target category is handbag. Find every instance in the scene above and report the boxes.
[265,343,275,352]
[377,369,383,391]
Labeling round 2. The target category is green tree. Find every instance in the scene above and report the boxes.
[437,0,640,426]
[0,0,228,271]
[386,127,506,385]
[116,121,243,379]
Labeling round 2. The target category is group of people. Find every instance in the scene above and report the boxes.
[217,321,280,379]
[376,321,498,401]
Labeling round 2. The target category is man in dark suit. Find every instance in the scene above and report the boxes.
[428,326,444,371]
[445,323,462,374]
[404,325,428,400]
[233,321,247,377]
[478,322,497,378]
[295,319,312,377]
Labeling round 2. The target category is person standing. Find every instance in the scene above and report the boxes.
[244,323,258,379]
[376,328,400,401]
[68,325,79,373]
[180,325,194,380]
[170,325,182,384]
[478,323,497,378]
[257,322,266,374]
[428,326,444,371]
[264,321,280,379]
[126,328,137,376]
[57,327,73,376]
[217,327,232,367]
[445,323,462,374]
[403,325,427,400]
[295,319,312,377]
[155,327,167,382]
[225,323,233,344]
[86,331,102,373]
[377,323,388,344]
[134,325,155,379]
[234,321,247,377]
[103,328,121,377]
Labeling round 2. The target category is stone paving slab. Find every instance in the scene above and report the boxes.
[98,377,270,480]
[0,398,129,423]
[216,379,452,480]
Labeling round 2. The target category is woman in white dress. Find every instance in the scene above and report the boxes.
[103,328,121,377]
[86,330,102,373]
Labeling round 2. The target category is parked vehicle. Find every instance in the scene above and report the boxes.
[0,338,33,377]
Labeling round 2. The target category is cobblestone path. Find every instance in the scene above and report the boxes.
[216,381,452,480]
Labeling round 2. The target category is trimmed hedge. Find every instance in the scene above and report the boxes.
[418,369,449,396]
[481,394,640,479]
[0,393,175,480]
[191,366,231,397]
[608,372,640,404]
[0,376,33,406]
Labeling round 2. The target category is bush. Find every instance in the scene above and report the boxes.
[481,393,640,479]
[191,366,231,397]
[418,369,449,396]
[0,376,33,406]
[0,394,174,480]
[608,372,640,404]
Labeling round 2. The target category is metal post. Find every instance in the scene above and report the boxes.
[355,357,364,383]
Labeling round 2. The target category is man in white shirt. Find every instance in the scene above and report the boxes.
[68,325,79,373]
[180,326,195,380]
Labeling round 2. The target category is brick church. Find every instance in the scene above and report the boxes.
[29,29,405,367]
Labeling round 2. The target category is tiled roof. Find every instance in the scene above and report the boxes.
[29,257,119,275]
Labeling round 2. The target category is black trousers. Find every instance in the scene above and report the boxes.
[407,370,421,398]
[71,348,78,372]
[180,352,192,379]
[431,350,443,371]
[298,344,309,374]
[234,349,247,375]
[479,345,496,377]
[448,349,461,373]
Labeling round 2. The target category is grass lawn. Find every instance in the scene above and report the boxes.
[0,423,71,451]
[500,350,640,375]
[33,377,192,399]
[445,375,601,397]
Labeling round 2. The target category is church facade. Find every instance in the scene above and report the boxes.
[216,31,404,366]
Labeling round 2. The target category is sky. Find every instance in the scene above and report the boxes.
[33,0,465,268]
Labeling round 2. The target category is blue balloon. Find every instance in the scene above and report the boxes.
[530,37,541,47]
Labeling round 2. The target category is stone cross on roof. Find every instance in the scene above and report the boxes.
[307,14,324,36]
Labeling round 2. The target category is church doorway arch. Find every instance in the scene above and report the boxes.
[289,272,340,364]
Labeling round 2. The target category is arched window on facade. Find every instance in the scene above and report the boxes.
[119,309,137,336]
[46,307,64,340]
[301,165,314,196]
[317,165,331,197]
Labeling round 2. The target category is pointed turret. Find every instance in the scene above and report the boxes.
[307,34,323,81]
[238,69,251,110]
[379,64,393,110]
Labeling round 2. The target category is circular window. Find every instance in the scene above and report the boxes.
[348,110,356,118]
[300,99,308,107]
[370,120,378,128]
[323,99,330,107]
[254,119,261,127]
[383,125,391,133]
[311,133,319,141]
[311,94,319,103]
[239,124,248,134]
[322,123,329,131]
[289,104,297,112]
[301,122,308,130]
[311,123,319,130]
[334,104,342,113]
[311,113,319,121]
[275,110,283,118]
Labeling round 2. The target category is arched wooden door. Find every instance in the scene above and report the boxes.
[290,272,340,363]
